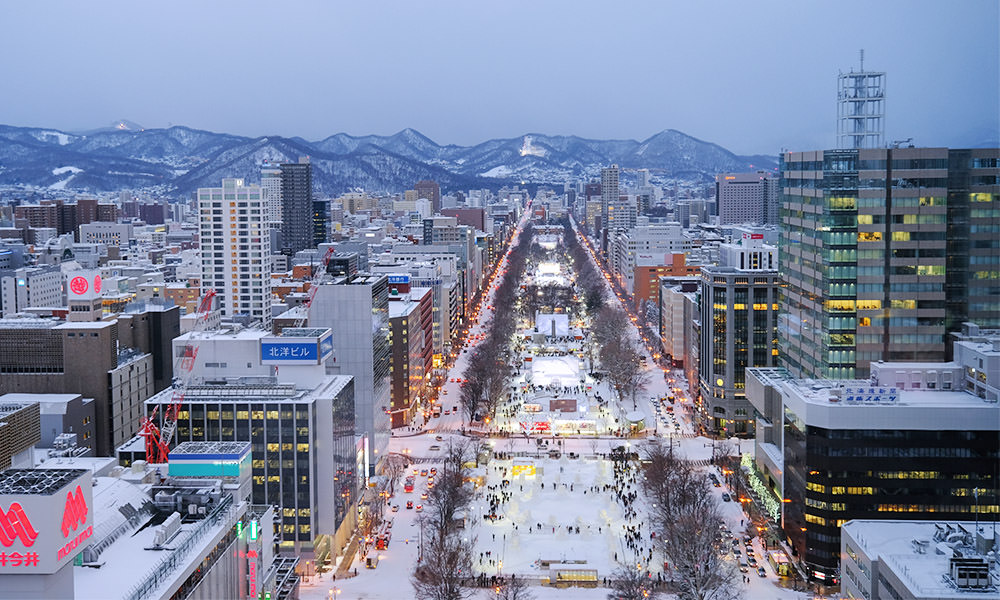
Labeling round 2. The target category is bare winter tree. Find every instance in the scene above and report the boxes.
[494,576,535,600]
[641,442,741,600]
[606,564,660,600]
[592,306,630,350]
[384,453,409,497]
[422,441,475,540]
[411,529,477,600]
[600,336,650,407]
[412,440,478,600]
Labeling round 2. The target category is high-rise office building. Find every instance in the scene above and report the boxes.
[312,198,329,246]
[260,163,283,224]
[280,158,314,253]
[636,168,650,188]
[198,178,272,328]
[600,165,625,238]
[837,52,886,150]
[309,275,391,475]
[778,147,1000,380]
[414,180,441,214]
[747,331,1000,583]
[716,171,780,225]
[699,235,781,435]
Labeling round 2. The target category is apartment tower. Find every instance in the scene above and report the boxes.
[198,178,272,328]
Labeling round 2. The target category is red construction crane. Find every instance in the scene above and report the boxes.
[138,290,217,463]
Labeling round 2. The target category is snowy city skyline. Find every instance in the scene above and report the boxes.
[1,0,997,155]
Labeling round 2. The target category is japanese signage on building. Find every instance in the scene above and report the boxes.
[842,386,899,404]
[259,328,334,366]
[0,471,94,574]
[65,270,102,300]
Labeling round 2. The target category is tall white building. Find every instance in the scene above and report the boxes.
[609,223,688,290]
[309,275,391,476]
[600,164,626,233]
[0,265,62,316]
[260,164,283,227]
[636,168,650,188]
[198,178,272,327]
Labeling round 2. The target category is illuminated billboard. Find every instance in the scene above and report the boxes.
[260,328,334,365]
[65,270,102,301]
[0,469,93,574]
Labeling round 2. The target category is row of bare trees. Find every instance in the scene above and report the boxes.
[640,442,741,600]
[412,441,534,600]
[412,442,477,600]
[560,217,606,316]
[591,305,651,408]
[458,224,535,422]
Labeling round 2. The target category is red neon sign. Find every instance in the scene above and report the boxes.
[93,275,102,294]
[69,276,89,296]
[0,504,38,547]
[61,485,88,538]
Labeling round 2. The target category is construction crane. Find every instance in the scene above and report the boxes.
[138,290,217,463]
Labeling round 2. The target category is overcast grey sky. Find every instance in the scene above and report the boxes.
[2,0,997,155]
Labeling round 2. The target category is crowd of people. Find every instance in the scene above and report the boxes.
[612,456,656,566]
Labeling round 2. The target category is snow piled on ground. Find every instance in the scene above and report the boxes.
[40,130,72,145]
[52,166,83,175]
[480,165,513,178]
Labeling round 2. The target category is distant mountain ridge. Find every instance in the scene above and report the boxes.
[0,124,777,196]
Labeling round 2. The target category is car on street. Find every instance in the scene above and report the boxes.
[391,504,399,512]
[421,492,428,500]
[722,493,731,502]
[757,567,767,578]
[429,445,440,451]
[435,435,444,441]
[406,501,414,509]
[429,468,437,475]
[415,504,423,512]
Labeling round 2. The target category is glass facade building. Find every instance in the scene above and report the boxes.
[147,377,357,557]
[778,147,999,379]
[699,264,781,435]
[747,367,1000,585]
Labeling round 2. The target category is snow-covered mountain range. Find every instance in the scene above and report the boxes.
[0,123,777,195]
